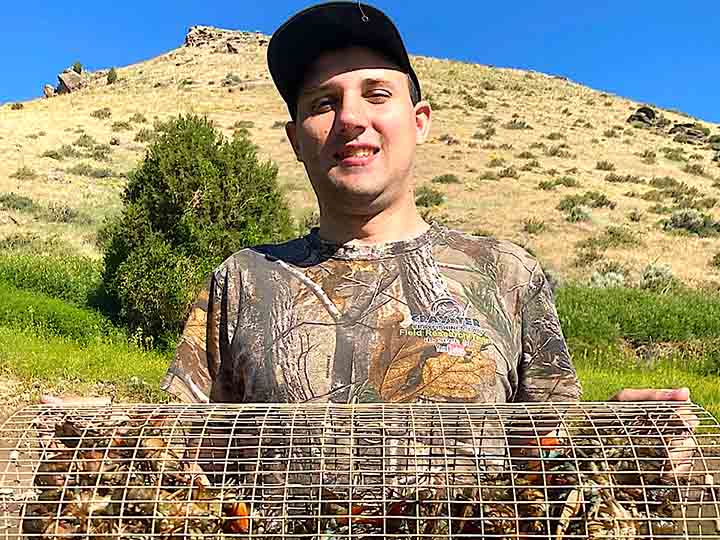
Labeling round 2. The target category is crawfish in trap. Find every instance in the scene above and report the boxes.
[1,402,718,539]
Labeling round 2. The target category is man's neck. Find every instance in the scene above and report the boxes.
[317,202,429,246]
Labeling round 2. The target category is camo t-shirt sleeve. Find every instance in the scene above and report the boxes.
[515,265,581,402]
[160,268,230,403]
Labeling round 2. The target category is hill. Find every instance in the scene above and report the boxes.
[1,26,720,286]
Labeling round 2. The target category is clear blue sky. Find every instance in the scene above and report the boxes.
[3,1,719,122]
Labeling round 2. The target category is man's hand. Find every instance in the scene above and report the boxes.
[610,387,698,475]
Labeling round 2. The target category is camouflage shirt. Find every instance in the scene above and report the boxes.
[161,224,581,404]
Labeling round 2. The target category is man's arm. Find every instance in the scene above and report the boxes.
[161,269,228,403]
[514,266,581,403]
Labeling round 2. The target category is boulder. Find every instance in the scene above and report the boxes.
[43,84,55,98]
[669,123,707,145]
[626,106,657,127]
[57,70,85,94]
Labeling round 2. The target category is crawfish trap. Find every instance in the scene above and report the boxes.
[0,402,719,539]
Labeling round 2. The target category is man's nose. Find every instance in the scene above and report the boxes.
[335,95,368,137]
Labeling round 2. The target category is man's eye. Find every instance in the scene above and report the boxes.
[366,91,391,103]
[312,98,334,112]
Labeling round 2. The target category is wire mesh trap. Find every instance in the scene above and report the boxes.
[0,402,719,539]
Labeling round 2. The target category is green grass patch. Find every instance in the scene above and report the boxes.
[0,252,102,305]
[557,285,720,350]
[0,326,170,402]
[575,352,720,417]
[0,282,117,344]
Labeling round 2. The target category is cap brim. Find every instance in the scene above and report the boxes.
[268,2,420,116]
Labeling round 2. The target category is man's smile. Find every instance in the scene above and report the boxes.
[333,144,380,167]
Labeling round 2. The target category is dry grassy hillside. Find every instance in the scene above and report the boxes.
[2,27,720,286]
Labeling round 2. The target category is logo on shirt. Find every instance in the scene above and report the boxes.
[399,298,490,357]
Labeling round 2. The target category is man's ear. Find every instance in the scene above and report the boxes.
[414,100,432,144]
[285,121,303,162]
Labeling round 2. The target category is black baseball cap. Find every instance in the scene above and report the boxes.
[268,2,421,119]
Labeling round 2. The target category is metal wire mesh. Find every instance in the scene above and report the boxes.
[0,401,718,539]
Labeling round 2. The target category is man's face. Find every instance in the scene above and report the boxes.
[285,47,431,215]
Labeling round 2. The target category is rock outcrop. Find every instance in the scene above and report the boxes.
[43,84,55,98]
[57,69,86,94]
[627,106,717,149]
[184,25,268,54]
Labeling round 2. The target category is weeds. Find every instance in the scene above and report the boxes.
[502,119,532,130]
[9,166,37,180]
[66,163,115,179]
[558,191,616,211]
[111,121,132,132]
[90,107,112,119]
[415,185,445,207]
[577,226,642,251]
[498,167,519,179]
[595,160,616,171]
[523,218,545,234]
[432,173,461,184]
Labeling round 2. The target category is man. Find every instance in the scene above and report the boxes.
[160,3,693,449]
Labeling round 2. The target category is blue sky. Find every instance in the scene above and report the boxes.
[3,1,719,122]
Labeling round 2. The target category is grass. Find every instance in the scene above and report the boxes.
[0,326,170,402]
[0,282,116,344]
[574,353,720,417]
[0,252,102,305]
[9,166,37,180]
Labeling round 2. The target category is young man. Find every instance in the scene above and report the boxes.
[161,3,691,423]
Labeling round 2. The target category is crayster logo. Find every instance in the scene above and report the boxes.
[400,298,491,356]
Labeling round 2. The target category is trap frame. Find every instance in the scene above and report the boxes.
[0,401,719,539]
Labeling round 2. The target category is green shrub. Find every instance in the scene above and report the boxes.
[546,132,565,140]
[498,167,519,179]
[558,191,615,211]
[684,163,705,176]
[639,263,676,293]
[9,166,37,180]
[134,128,155,143]
[463,94,486,109]
[90,144,112,162]
[74,134,97,148]
[502,119,532,130]
[544,145,572,158]
[662,209,720,237]
[538,180,556,190]
[100,114,294,342]
[10,103,24,110]
[111,121,132,132]
[711,253,720,269]
[66,163,114,178]
[232,120,255,130]
[488,157,506,168]
[107,67,118,84]
[604,173,644,184]
[576,226,642,251]
[41,149,63,160]
[640,149,656,164]
[72,62,83,74]
[661,147,686,162]
[523,218,545,234]
[431,173,461,184]
[129,112,147,123]
[566,206,591,223]
[415,185,445,207]
[0,193,38,212]
[595,160,615,171]
[90,107,112,119]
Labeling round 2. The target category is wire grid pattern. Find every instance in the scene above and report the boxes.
[0,401,718,539]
